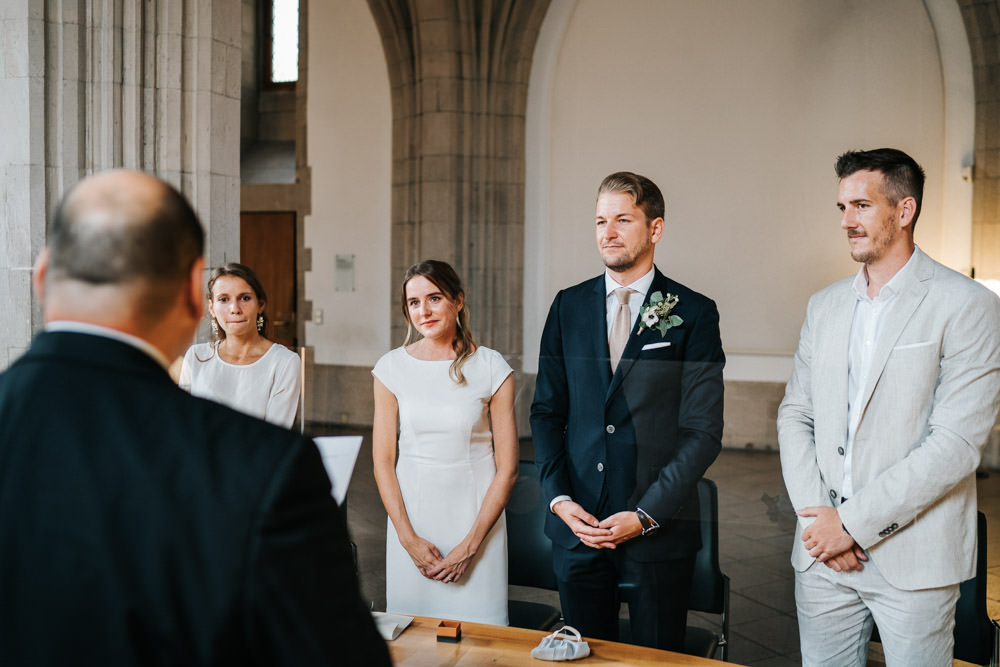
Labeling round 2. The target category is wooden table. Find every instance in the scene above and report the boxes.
[387,616,735,666]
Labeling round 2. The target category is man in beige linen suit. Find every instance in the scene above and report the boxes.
[778,148,1000,666]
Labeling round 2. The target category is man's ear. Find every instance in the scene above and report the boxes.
[649,217,665,244]
[899,196,917,230]
[188,257,205,320]
[32,247,49,304]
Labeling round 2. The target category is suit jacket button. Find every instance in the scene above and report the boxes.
[891,523,898,530]
[879,530,887,537]
[597,462,605,472]
[605,425,615,434]
[829,489,837,500]
[838,446,845,455]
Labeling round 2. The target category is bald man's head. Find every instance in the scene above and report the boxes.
[48,171,204,295]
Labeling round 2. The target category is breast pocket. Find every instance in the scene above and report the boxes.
[882,340,940,415]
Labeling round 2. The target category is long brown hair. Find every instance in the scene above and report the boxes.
[401,260,475,385]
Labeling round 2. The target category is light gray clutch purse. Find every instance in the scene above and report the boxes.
[530,626,591,661]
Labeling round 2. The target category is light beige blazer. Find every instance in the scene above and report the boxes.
[778,247,1000,590]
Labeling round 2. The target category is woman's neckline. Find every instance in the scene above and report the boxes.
[401,343,478,362]
[215,341,277,367]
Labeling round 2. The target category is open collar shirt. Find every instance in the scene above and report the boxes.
[843,248,918,498]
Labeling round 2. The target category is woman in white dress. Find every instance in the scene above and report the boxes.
[372,260,518,625]
[179,263,300,427]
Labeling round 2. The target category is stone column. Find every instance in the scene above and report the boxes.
[959,0,1000,278]
[0,0,241,369]
[367,0,550,361]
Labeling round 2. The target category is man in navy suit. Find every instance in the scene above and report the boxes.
[531,171,725,650]
[0,170,390,666]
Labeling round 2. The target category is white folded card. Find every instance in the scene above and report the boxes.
[371,611,414,641]
[641,341,671,351]
[313,436,363,505]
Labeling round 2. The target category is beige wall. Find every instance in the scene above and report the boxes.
[525,0,968,380]
[302,0,973,433]
[305,0,392,367]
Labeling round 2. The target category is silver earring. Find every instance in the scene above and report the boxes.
[211,318,219,336]
[256,314,264,332]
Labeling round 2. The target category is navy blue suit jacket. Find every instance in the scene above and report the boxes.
[531,267,725,561]
[0,332,389,666]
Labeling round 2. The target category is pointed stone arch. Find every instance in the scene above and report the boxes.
[367,0,551,360]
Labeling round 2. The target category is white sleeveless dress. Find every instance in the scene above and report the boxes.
[372,346,512,625]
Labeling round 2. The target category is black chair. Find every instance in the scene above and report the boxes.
[506,460,562,630]
[683,478,730,661]
[871,511,996,665]
[618,477,730,660]
[955,512,996,665]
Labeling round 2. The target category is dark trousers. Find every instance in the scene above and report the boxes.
[552,542,695,651]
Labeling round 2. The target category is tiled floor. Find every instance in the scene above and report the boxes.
[315,423,1000,666]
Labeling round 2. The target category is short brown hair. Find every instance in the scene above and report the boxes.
[597,171,665,222]
[835,148,925,230]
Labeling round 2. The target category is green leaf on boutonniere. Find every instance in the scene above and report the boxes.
[637,292,683,337]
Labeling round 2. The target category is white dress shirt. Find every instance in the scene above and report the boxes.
[604,268,655,335]
[843,250,918,498]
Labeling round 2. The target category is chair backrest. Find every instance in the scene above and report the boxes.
[953,511,994,665]
[688,478,726,614]
[506,461,559,591]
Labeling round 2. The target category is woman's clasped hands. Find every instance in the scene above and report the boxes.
[402,534,475,584]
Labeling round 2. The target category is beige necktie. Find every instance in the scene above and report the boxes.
[609,287,634,372]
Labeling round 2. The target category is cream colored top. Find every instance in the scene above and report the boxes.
[179,342,300,427]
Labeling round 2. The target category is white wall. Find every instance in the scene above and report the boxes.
[305,0,392,366]
[525,0,973,380]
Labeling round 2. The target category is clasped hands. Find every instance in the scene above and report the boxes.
[401,535,475,583]
[798,506,867,572]
[553,500,643,549]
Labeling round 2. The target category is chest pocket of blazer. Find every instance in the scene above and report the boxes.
[880,340,940,417]
[638,340,678,360]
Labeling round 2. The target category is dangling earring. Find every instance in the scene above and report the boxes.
[211,318,219,336]
[256,314,264,333]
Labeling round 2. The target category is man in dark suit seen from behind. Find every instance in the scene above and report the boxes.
[0,170,391,666]
[531,171,725,650]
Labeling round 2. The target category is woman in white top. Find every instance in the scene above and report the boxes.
[372,260,518,625]
[180,263,300,427]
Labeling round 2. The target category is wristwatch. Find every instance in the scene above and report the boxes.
[635,508,660,536]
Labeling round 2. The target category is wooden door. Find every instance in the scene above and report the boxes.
[240,211,297,349]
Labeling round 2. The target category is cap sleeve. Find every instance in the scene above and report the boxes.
[487,347,513,396]
[371,350,397,395]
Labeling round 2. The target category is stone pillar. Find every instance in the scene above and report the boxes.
[367,0,550,361]
[959,0,1000,278]
[0,0,241,369]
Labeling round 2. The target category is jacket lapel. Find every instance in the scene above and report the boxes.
[854,250,931,420]
[825,286,856,439]
[591,277,613,395]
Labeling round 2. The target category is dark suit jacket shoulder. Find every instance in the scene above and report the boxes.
[0,331,389,666]
[531,268,725,561]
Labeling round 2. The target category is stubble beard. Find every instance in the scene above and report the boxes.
[603,254,637,273]
[601,238,651,273]
[849,216,897,265]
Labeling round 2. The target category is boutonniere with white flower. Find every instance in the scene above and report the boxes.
[637,291,683,337]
